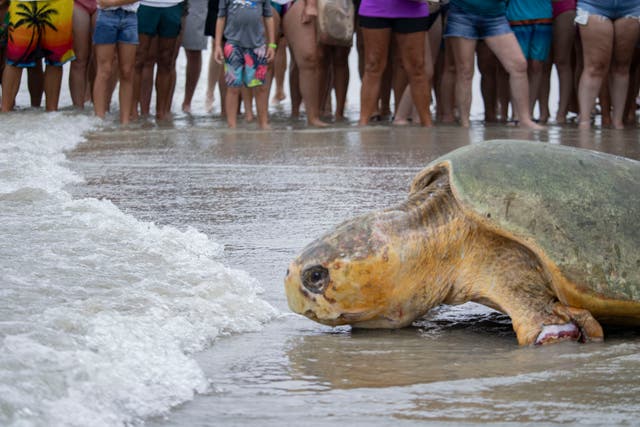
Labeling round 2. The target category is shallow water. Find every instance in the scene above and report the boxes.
[2,51,640,426]
[66,120,640,426]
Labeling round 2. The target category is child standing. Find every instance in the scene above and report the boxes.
[92,0,140,124]
[214,0,276,129]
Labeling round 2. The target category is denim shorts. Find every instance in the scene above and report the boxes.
[137,3,183,38]
[576,0,640,21]
[444,3,513,40]
[93,9,139,45]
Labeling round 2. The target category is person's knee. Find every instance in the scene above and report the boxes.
[119,64,135,82]
[508,56,527,75]
[363,54,387,77]
[585,59,609,78]
[528,60,543,73]
[96,62,113,80]
[297,49,321,71]
[610,57,632,76]
[156,51,174,73]
[457,65,474,82]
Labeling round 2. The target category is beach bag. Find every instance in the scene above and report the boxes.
[316,0,354,47]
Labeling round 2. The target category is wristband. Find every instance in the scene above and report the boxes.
[268,43,278,49]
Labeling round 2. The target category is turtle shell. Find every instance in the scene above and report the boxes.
[410,140,640,318]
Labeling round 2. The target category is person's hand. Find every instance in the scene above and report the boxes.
[214,44,224,64]
[97,0,117,8]
[266,45,276,63]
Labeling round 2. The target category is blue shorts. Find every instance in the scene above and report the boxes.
[444,3,513,40]
[137,3,183,38]
[223,42,268,88]
[93,9,139,45]
[512,23,552,61]
[576,0,640,21]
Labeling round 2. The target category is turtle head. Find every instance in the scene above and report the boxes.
[285,210,426,329]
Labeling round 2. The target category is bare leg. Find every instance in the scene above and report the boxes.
[289,59,302,118]
[477,41,498,122]
[282,0,327,126]
[225,86,240,128]
[1,64,22,112]
[254,84,270,129]
[577,16,613,129]
[117,43,137,124]
[27,60,44,107]
[609,18,640,129]
[538,58,552,123]
[182,49,202,113]
[449,36,477,127]
[528,59,544,118]
[332,45,350,120]
[396,31,433,126]
[205,37,222,113]
[496,62,510,121]
[599,76,612,127]
[155,36,180,120]
[241,86,254,122]
[132,34,153,120]
[358,27,391,125]
[272,37,287,103]
[553,9,576,123]
[485,32,544,130]
[43,65,63,111]
[438,38,456,123]
[70,6,94,108]
[93,43,116,119]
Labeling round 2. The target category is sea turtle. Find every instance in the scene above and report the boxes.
[284,140,640,345]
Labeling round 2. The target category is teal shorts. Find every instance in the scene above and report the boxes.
[511,23,552,61]
[137,3,183,38]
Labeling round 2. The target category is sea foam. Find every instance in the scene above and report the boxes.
[0,112,278,426]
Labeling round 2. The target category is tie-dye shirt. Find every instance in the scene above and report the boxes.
[218,0,273,48]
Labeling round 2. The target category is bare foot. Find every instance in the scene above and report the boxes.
[271,92,286,104]
[518,119,545,130]
[156,111,172,121]
[245,112,255,123]
[259,122,272,130]
[393,117,410,126]
[309,118,329,127]
[612,120,624,130]
[182,103,191,114]
[439,114,456,124]
[205,93,213,113]
[578,120,591,130]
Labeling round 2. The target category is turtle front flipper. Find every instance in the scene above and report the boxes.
[534,303,604,345]
[464,233,605,346]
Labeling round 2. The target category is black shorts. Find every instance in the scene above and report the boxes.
[204,0,218,37]
[357,15,434,34]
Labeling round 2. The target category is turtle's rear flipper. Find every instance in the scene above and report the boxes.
[535,304,604,345]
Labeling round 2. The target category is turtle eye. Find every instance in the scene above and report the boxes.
[301,265,330,294]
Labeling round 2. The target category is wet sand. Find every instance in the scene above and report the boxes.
[67,116,640,426]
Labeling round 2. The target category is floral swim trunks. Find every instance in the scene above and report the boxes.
[223,42,268,88]
[6,0,75,67]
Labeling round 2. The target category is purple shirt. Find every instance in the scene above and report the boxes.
[358,0,430,18]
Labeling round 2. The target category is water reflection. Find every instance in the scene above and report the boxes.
[284,305,595,390]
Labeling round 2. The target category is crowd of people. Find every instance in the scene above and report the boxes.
[1,0,639,130]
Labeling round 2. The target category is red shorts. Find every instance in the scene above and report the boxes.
[6,0,75,67]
